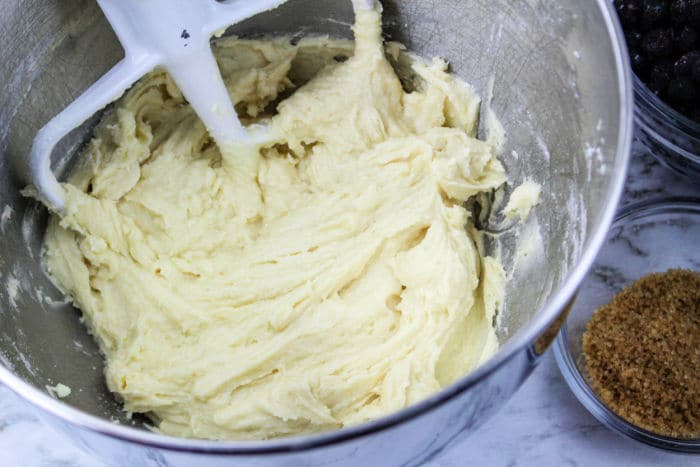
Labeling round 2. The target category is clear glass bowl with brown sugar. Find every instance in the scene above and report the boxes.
[554,198,700,453]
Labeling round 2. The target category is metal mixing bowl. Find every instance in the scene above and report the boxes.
[0,0,632,465]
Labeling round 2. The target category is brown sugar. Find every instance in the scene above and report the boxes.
[582,269,700,438]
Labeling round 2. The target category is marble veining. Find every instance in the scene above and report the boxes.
[0,144,698,466]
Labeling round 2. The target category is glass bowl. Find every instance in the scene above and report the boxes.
[554,198,700,453]
[634,75,700,179]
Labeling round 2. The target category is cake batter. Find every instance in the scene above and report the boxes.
[42,3,508,440]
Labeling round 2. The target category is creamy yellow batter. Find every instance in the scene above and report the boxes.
[43,4,508,440]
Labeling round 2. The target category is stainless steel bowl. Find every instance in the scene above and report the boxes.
[0,0,632,465]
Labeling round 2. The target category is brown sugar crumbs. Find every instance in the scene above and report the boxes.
[582,269,700,438]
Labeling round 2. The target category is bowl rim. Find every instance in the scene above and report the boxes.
[0,0,634,455]
[634,74,700,139]
[633,75,700,167]
[554,197,700,454]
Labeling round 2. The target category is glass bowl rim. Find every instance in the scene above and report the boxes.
[633,75,700,138]
[633,75,700,167]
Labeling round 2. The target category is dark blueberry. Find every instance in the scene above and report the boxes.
[641,0,669,26]
[625,29,645,47]
[667,78,698,105]
[615,0,643,26]
[675,55,693,76]
[691,0,700,22]
[643,29,675,57]
[675,51,700,76]
[692,56,700,82]
[632,50,649,72]
[631,49,651,78]
[691,109,700,123]
[658,57,676,74]
[670,0,700,23]
[670,0,691,24]
[675,25,699,52]
[649,60,674,93]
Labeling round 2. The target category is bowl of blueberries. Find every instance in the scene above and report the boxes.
[615,0,700,177]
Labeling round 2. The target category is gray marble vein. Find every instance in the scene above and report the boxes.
[1,141,698,466]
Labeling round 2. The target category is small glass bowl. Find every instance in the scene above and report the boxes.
[634,75,700,179]
[554,198,700,453]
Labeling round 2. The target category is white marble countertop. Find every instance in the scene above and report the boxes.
[1,146,698,467]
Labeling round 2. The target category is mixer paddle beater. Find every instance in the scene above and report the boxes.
[29,0,376,211]
[29,0,290,210]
